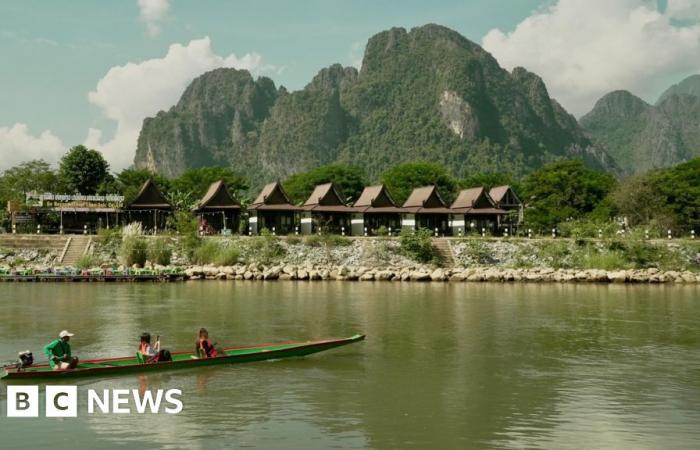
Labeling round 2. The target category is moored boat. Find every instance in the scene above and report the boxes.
[1,334,365,379]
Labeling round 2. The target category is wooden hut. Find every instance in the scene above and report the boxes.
[192,180,240,235]
[301,183,353,235]
[489,185,524,228]
[351,185,403,236]
[247,181,298,235]
[125,179,172,233]
[401,186,453,235]
[450,187,507,235]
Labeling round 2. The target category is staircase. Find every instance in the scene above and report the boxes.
[432,238,455,267]
[60,235,91,266]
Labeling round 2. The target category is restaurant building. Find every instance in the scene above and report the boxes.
[247,181,298,235]
[192,180,241,235]
[21,192,124,234]
[351,185,403,236]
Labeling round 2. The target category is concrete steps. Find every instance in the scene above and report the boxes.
[60,235,91,265]
[431,238,455,267]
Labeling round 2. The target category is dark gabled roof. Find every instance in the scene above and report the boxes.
[251,181,293,206]
[128,179,171,210]
[192,180,240,212]
[451,187,496,209]
[489,185,522,205]
[402,186,447,209]
[353,185,397,208]
[304,183,345,207]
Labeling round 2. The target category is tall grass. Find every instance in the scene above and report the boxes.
[149,238,172,266]
[119,236,148,267]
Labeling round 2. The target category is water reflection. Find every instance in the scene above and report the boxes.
[0,282,699,449]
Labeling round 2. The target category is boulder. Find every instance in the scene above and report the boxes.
[430,268,445,281]
[360,272,375,281]
[608,270,627,283]
[412,271,431,281]
[263,267,280,280]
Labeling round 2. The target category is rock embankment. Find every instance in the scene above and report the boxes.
[184,264,700,283]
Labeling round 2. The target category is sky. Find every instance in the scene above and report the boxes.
[1,0,700,172]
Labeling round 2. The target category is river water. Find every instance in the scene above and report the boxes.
[0,282,699,449]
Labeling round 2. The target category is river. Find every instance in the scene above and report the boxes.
[0,282,699,449]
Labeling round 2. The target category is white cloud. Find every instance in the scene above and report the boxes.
[138,0,170,37]
[482,0,700,116]
[0,124,65,170]
[87,37,263,170]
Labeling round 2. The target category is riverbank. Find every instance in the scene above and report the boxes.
[1,234,698,283]
[183,263,700,283]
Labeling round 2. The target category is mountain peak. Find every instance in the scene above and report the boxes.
[135,24,617,185]
[656,74,700,105]
[582,90,650,121]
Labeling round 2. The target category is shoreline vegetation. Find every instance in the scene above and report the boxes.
[1,230,698,284]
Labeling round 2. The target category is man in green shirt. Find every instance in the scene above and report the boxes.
[44,330,79,370]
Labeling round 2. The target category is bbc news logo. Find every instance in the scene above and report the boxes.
[5,386,183,417]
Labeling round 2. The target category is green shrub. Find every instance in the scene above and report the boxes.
[192,239,220,265]
[96,227,121,247]
[119,236,148,267]
[399,229,436,263]
[559,219,619,239]
[286,235,302,245]
[248,229,285,264]
[578,250,627,270]
[462,239,493,264]
[166,211,198,235]
[76,254,98,269]
[533,241,572,269]
[215,246,240,266]
[376,225,389,237]
[149,238,172,265]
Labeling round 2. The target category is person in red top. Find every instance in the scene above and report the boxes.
[195,328,218,358]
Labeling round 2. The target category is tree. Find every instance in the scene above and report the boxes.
[460,172,516,191]
[649,158,700,231]
[59,145,110,194]
[609,175,673,228]
[521,160,616,230]
[0,160,61,204]
[171,167,249,201]
[283,164,367,204]
[380,161,457,205]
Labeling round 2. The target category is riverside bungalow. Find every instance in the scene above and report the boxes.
[248,181,298,235]
[401,186,453,235]
[301,183,353,235]
[450,187,507,235]
[192,180,241,235]
[351,185,403,236]
[125,179,172,233]
[489,185,524,227]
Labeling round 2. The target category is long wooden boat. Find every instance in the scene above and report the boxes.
[1,334,365,379]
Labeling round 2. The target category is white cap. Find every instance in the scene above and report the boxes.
[59,330,74,338]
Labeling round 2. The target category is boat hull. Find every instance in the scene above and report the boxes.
[1,334,365,380]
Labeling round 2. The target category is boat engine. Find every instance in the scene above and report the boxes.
[18,350,33,368]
